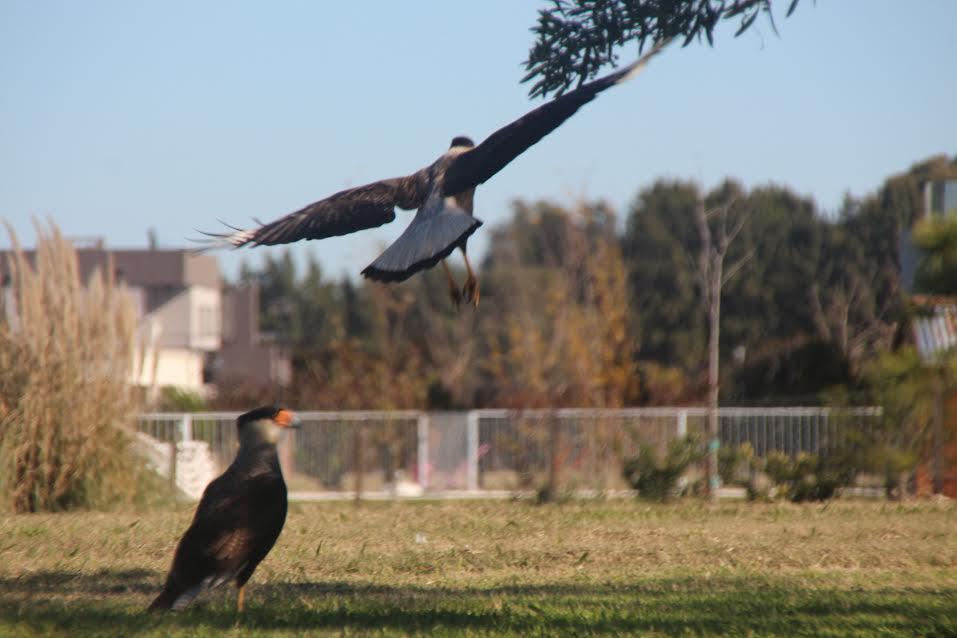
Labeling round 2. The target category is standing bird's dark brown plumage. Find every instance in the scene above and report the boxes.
[198,40,669,307]
[149,406,300,612]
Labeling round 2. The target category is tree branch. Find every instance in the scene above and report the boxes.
[524,0,809,97]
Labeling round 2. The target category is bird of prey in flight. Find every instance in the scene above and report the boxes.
[200,41,668,308]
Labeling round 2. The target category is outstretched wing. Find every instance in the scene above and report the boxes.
[199,170,431,249]
[442,40,669,197]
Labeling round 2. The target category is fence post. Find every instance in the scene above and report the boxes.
[676,409,688,438]
[546,414,560,501]
[179,413,192,444]
[417,413,430,490]
[353,423,364,503]
[168,437,177,492]
[466,411,479,492]
[168,414,192,494]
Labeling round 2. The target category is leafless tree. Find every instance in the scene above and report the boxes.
[808,266,899,376]
[695,199,753,501]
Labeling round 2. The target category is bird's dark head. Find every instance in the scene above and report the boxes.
[450,136,475,149]
[237,405,301,445]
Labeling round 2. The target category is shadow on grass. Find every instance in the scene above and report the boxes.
[0,568,157,596]
[1,570,955,636]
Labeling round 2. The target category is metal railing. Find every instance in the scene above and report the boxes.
[135,407,880,499]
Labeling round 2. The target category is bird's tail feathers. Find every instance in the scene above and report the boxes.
[147,587,178,612]
[362,210,481,283]
[148,576,220,612]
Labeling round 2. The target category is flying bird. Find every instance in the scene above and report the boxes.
[200,41,668,307]
[149,406,300,612]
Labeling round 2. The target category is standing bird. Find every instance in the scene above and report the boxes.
[200,41,668,308]
[149,406,300,612]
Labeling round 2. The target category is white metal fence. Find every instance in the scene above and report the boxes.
[135,407,880,499]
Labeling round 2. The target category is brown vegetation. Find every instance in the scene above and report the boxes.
[0,221,151,512]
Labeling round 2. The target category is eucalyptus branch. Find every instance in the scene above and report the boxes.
[524,0,810,98]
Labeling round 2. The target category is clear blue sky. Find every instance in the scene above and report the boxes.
[2,1,955,281]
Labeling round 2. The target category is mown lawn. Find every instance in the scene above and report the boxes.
[1,500,955,637]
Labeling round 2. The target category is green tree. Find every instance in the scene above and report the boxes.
[622,179,704,369]
[913,215,957,294]
[524,0,807,97]
[856,348,957,497]
[241,250,339,350]
[479,199,638,408]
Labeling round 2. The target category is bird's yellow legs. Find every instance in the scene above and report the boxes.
[461,249,480,307]
[237,585,245,612]
[442,261,463,309]
[441,250,480,309]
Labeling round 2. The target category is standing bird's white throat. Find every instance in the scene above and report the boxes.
[198,41,669,308]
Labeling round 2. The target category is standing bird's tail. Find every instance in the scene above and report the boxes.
[147,588,176,612]
[148,578,206,612]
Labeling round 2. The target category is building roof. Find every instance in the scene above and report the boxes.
[0,247,220,289]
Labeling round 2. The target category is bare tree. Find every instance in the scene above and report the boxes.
[808,267,899,376]
[695,199,752,501]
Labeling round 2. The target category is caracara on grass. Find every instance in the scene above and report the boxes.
[149,406,300,612]
[198,41,668,308]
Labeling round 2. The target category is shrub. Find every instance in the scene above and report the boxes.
[623,435,701,501]
[157,386,208,412]
[758,450,854,503]
[719,442,754,486]
[0,222,156,512]
[764,450,794,486]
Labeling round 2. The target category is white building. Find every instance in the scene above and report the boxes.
[2,241,292,397]
[1,245,222,393]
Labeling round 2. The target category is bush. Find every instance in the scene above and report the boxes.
[764,451,794,486]
[719,442,754,486]
[623,435,701,501]
[0,222,156,512]
[157,386,207,412]
[758,450,854,502]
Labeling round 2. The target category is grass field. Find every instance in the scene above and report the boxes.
[1,499,955,637]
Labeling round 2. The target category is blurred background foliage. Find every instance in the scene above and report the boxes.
[3,154,955,510]
[230,154,957,411]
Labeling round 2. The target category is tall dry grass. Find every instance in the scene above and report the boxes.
[0,221,150,512]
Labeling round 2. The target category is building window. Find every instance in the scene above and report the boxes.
[925,179,957,217]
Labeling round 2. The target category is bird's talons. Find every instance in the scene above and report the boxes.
[448,285,463,310]
[463,277,480,308]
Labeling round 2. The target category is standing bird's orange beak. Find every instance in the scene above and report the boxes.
[273,409,301,429]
